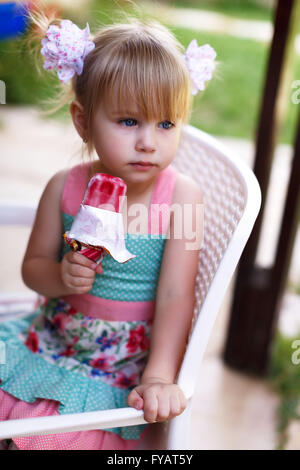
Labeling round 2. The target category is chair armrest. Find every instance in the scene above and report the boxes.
[0,292,40,322]
[0,200,37,227]
[0,389,194,439]
[0,407,147,439]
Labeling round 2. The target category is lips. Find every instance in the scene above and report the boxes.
[130,161,156,171]
[131,161,154,166]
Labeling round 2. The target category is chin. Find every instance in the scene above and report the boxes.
[129,167,159,180]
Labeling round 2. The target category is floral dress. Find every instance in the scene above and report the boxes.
[0,162,178,450]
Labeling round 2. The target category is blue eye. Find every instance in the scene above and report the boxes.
[159,121,174,130]
[119,118,137,127]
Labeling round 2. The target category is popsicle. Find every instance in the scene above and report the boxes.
[64,173,135,264]
[82,173,126,212]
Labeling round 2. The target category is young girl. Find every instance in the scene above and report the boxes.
[0,12,215,450]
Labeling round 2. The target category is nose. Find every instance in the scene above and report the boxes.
[135,124,156,153]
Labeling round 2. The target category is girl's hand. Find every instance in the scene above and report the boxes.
[127,379,187,423]
[60,251,103,295]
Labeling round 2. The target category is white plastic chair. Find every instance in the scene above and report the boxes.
[0,125,261,449]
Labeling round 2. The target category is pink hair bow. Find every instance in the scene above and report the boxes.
[184,39,216,95]
[41,19,95,83]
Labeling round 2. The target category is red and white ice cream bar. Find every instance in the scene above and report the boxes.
[63,173,135,264]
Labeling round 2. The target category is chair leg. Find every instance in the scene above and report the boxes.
[0,439,10,450]
[8,441,19,450]
[167,400,192,450]
[135,422,169,450]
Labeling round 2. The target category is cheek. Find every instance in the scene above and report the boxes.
[94,133,130,165]
[93,124,114,149]
[171,130,182,153]
[166,133,180,155]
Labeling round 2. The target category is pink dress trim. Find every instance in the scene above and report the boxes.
[61,163,90,216]
[148,165,177,234]
[62,294,155,321]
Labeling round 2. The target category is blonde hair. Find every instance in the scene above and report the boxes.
[28,12,192,156]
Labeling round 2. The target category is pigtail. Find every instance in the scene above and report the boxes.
[23,4,75,116]
[24,4,62,75]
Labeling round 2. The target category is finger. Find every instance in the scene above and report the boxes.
[69,252,97,270]
[127,389,144,410]
[69,263,96,279]
[143,389,158,423]
[95,263,104,275]
[74,255,103,275]
[156,392,170,422]
[178,389,187,412]
[73,285,93,295]
[169,393,181,418]
[67,275,94,288]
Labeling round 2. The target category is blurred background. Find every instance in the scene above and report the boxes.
[0,0,300,450]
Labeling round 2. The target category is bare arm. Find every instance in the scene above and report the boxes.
[22,169,102,298]
[127,174,204,422]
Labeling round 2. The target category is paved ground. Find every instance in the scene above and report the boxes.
[0,105,300,449]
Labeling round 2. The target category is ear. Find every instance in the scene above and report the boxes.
[70,100,87,140]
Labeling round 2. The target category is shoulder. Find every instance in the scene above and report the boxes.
[36,168,69,215]
[46,168,69,194]
[46,162,89,193]
[39,168,69,207]
[172,170,204,205]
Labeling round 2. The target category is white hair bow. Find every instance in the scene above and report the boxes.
[184,39,217,95]
[41,19,95,83]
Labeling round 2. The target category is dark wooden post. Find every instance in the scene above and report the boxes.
[223,0,300,375]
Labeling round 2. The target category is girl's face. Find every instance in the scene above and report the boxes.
[91,102,182,186]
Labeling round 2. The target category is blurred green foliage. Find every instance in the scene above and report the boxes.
[268,331,300,449]
[0,36,52,105]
